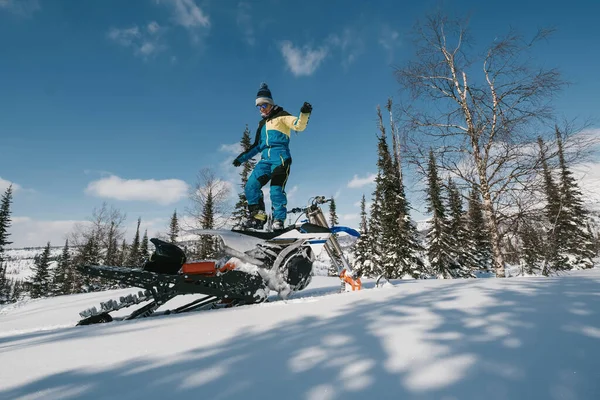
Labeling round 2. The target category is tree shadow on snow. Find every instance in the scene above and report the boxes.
[0,273,599,400]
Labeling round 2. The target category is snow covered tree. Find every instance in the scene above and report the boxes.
[424,150,461,278]
[519,222,543,275]
[395,13,567,277]
[232,125,256,227]
[446,178,474,277]
[126,218,141,267]
[372,106,424,279]
[367,171,384,277]
[0,263,9,304]
[538,137,562,272]
[466,187,492,271]
[352,194,372,277]
[30,242,52,298]
[555,127,595,269]
[169,210,179,243]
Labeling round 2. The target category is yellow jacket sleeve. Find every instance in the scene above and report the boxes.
[281,112,310,132]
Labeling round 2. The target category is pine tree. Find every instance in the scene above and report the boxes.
[10,278,23,302]
[372,106,424,279]
[328,197,339,227]
[30,242,52,298]
[467,186,492,271]
[117,239,127,267]
[519,223,543,275]
[232,125,257,226]
[367,171,384,278]
[555,127,595,269]
[71,234,102,292]
[52,239,72,295]
[446,178,474,277]
[352,194,372,277]
[169,210,179,243]
[424,151,460,278]
[0,263,9,304]
[538,136,568,272]
[139,230,149,264]
[126,218,141,267]
[104,221,119,266]
[0,185,14,264]
[197,189,218,259]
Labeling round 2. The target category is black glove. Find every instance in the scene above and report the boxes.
[232,158,242,167]
[301,102,312,113]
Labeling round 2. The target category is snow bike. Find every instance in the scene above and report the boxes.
[75,196,363,326]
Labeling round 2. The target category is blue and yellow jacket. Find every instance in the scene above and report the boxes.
[237,106,310,164]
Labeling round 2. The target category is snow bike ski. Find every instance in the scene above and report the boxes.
[75,196,363,326]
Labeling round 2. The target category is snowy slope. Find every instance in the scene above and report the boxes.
[1,270,599,399]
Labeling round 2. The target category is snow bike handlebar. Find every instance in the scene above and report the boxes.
[289,196,332,215]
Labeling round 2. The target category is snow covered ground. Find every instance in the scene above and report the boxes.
[1,270,599,400]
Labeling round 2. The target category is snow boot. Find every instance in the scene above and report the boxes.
[272,219,284,231]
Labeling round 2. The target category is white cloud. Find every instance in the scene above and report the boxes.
[327,28,365,67]
[220,142,243,155]
[279,41,329,77]
[147,21,161,34]
[236,2,255,46]
[0,177,22,193]
[340,213,359,222]
[85,175,189,205]
[9,217,86,248]
[170,0,209,29]
[379,25,402,62]
[347,173,376,188]
[107,22,167,59]
[0,0,40,16]
[157,0,209,43]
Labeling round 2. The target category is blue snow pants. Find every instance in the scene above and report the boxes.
[245,157,292,222]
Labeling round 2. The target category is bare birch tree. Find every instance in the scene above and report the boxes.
[394,12,566,277]
[187,168,232,230]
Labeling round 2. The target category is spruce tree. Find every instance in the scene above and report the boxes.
[169,210,179,243]
[198,189,218,259]
[538,137,567,272]
[104,221,118,266]
[232,125,256,226]
[30,242,52,298]
[424,151,459,278]
[467,186,492,271]
[373,106,423,279]
[52,239,72,295]
[446,178,474,277]
[126,218,141,266]
[10,278,23,303]
[0,185,14,264]
[328,197,339,227]
[519,223,542,275]
[139,230,149,264]
[367,171,384,278]
[352,194,372,277]
[117,239,127,267]
[555,127,595,268]
[0,263,9,304]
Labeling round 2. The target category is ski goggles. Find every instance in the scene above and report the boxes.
[256,103,271,110]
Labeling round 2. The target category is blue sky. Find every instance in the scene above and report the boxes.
[1,0,599,248]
